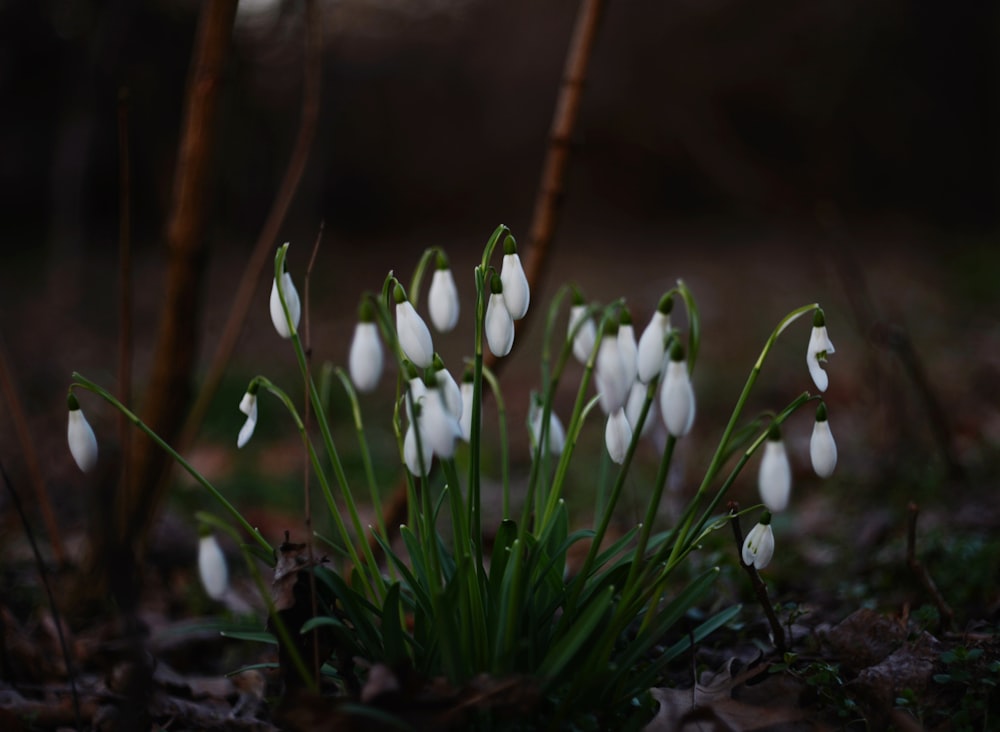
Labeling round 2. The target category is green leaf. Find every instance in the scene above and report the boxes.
[538,585,615,682]
[219,630,277,644]
[381,582,408,666]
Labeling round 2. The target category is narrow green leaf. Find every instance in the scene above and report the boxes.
[539,585,615,682]
[219,630,277,644]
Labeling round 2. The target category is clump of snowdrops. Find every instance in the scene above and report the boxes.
[66,224,837,729]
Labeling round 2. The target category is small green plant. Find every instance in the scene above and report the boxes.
[66,225,837,729]
[931,645,1000,730]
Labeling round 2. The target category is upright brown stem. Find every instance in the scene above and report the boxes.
[177,0,322,456]
[124,0,238,551]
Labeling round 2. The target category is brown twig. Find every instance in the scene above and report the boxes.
[0,333,65,564]
[124,0,240,553]
[906,502,954,634]
[177,0,322,457]
[730,504,786,654]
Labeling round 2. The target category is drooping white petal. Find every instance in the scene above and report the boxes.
[435,367,463,420]
[67,408,99,472]
[349,321,383,393]
[404,375,427,424]
[568,304,596,364]
[237,391,258,448]
[529,399,566,457]
[270,271,301,339]
[741,522,775,570]
[500,253,530,320]
[806,326,835,392]
[758,439,791,512]
[403,421,433,476]
[485,292,515,357]
[420,387,462,459]
[660,360,696,437]
[810,418,838,478]
[637,311,670,384]
[428,267,460,332]
[459,380,475,442]
[596,337,629,414]
[625,380,656,438]
[198,535,229,600]
[617,323,638,386]
[604,408,633,464]
[396,300,434,368]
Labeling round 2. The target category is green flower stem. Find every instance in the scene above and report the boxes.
[407,246,442,305]
[70,372,272,557]
[274,247,384,600]
[479,365,510,518]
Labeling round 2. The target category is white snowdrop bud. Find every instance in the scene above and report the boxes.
[637,294,673,384]
[568,290,596,365]
[428,252,460,332]
[625,380,656,439]
[499,235,529,320]
[810,403,838,478]
[236,384,259,449]
[617,310,638,386]
[349,301,383,393]
[741,513,775,570]
[66,393,98,472]
[198,533,229,601]
[596,323,629,414]
[269,244,301,339]
[403,418,433,476]
[395,283,434,369]
[432,355,463,420]
[604,407,633,465]
[485,275,515,357]
[459,373,476,442]
[758,426,792,512]
[529,395,566,458]
[659,344,695,437]
[420,383,462,459]
[806,309,835,392]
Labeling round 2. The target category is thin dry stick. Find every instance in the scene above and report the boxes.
[124,0,240,551]
[117,87,133,508]
[0,333,65,564]
[177,0,322,457]
[907,502,954,634]
[486,0,606,372]
[730,504,786,654]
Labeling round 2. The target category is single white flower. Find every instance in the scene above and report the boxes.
[403,419,433,476]
[529,395,566,457]
[485,276,515,357]
[237,387,259,448]
[617,312,638,386]
[403,362,427,424]
[806,310,835,392]
[605,407,633,464]
[741,516,775,570]
[596,326,629,414]
[432,355,463,420]
[659,346,695,437]
[198,534,229,600]
[810,403,838,478]
[269,248,301,339]
[420,385,462,459]
[758,427,791,512]
[66,394,98,472]
[349,304,383,393]
[637,295,672,384]
[568,299,597,365]
[625,380,656,438]
[428,253,460,332]
[395,284,434,368]
[500,236,529,320]
[459,376,476,442]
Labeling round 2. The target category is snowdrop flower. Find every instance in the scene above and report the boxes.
[349,300,383,393]
[625,380,656,439]
[758,425,791,512]
[459,371,476,442]
[596,323,629,414]
[403,360,427,424]
[198,533,229,600]
[637,294,673,384]
[66,393,98,472]
[617,309,638,386]
[432,354,463,420]
[500,235,529,320]
[403,410,433,476]
[605,407,633,465]
[485,274,515,357]
[568,289,596,365]
[810,402,838,478]
[741,513,775,570]
[420,383,462,459]
[269,245,301,339]
[428,251,460,332]
[395,283,434,368]
[806,309,835,392]
[529,394,566,457]
[659,344,695,437]
[236,383,259,448]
